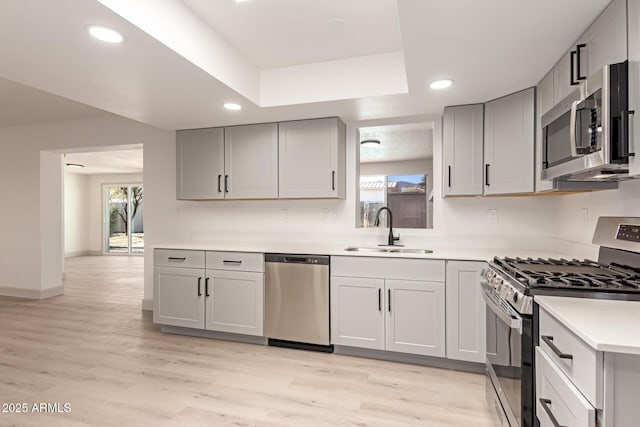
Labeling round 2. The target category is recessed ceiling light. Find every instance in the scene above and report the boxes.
[224,103,242,111]
[361,139,381,147]
[65,163,85,169]
[429,79,453,90]
[87,25,124,44]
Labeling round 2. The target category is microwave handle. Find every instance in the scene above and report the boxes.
[569,100,579,157]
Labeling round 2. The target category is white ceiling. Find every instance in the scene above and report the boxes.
[360,123,433,163]
[64,149,143,175]
[0,0,611,130]
[183,0,402,69]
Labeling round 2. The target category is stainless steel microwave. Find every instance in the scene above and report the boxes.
[542,61,631,181]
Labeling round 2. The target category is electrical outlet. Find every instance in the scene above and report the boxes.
[487,209,499,224]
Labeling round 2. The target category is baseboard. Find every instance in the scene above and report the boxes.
[333,345,485,374]
[0,285,64,299]
[65,251,92,258]
[160,325,268,346]
[141,298,153,311]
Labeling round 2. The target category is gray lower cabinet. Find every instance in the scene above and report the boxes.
[484,88,535,195]
[153,249,264,337]
[442,104,484,196]
[330,256,446,357]
[445,261,486,363]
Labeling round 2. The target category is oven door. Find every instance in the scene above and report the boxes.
[482,283,523,427]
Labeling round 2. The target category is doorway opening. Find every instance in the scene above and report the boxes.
[105,184,144,254]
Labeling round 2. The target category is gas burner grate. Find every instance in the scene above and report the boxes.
[493,256,640,292]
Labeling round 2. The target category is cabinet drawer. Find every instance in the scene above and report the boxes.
[206,251,264,272]
[154,249,205,269]
[539,307,603,408]
[535,347,596,427]
[332,256,445,281]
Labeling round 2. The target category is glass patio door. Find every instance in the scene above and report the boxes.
[105,185,144,254]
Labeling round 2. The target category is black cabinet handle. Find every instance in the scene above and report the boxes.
[218,175,222,193]
[332,171,336,191]
[168,257,186,261]
[576,43,586,81]
[539,399,567,427]
[570,50,578,86]
[224,175,229,193]
[205,277,210,297]
[378,288,382,311]
[620,110,635,158]
[197,277,202,296]
[388,289,391,313]
[541,335,573,359]
[448,165,451,187]
[485,164,490,186]
[223,260,242,265]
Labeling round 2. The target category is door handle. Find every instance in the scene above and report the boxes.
[485,164,490,186]
[576,43,586,81]
[332,171,336,191]
[541,335,573,359]
[388,289,391,313]
[448,165,451,187]
[539,399,568,427]
[197,277,202,296]
[378,288,382,312]
[224,175,229,193]
[569,100,579,157]
[218,175,222,193]
[205,277,210,297]
[570,50,579,86]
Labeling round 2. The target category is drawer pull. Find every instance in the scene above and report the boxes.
[541,335,573,360]
[223,260,242,265]
[539,398,568,427]
[168,257,186,261]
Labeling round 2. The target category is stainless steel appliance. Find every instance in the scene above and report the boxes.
[482,217,640,427]
[264,254,332,351]
[542,61,632,182]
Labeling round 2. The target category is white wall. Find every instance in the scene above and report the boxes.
[0,115,172,300]
[64,171,90,256]
[555,179,640,259]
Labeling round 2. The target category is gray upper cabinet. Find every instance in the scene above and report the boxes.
[279,117,346,199]
[176,124,279,200]
[176,127,225,200]
[442,104,484,196]
[224,123,278,199]
[585,0,627,76]
[484,88,535,195]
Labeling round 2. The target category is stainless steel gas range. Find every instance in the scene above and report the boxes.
[481,217,640,427]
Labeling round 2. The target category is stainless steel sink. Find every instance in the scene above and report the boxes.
[344,246,433,254]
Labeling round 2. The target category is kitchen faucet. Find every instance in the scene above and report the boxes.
[374,207,403,246]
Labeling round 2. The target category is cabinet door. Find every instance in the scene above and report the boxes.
[442,104,484,196]
[154,267,205,329]
[536,73,554,193]
[586,0,627,77]
[385,280,445,357]
[484,88,535,195]
[629,0,640,177]
[279,117,346,199]
[176,128,224,200]
[224,123,278,199]
[205,270,264,336]
[445,261,486,363]
[330,276,385,350]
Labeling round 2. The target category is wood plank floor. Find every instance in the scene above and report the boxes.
[0,256,497,426]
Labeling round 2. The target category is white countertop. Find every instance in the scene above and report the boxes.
[536,296,640,355]
[153,240,569,262]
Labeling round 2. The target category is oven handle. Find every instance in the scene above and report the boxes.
[481,283,522,334]
[569,100,579,158]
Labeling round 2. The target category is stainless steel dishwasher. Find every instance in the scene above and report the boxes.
[264,254,332,352]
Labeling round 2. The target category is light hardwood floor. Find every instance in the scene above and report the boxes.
[0,256,497,426]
